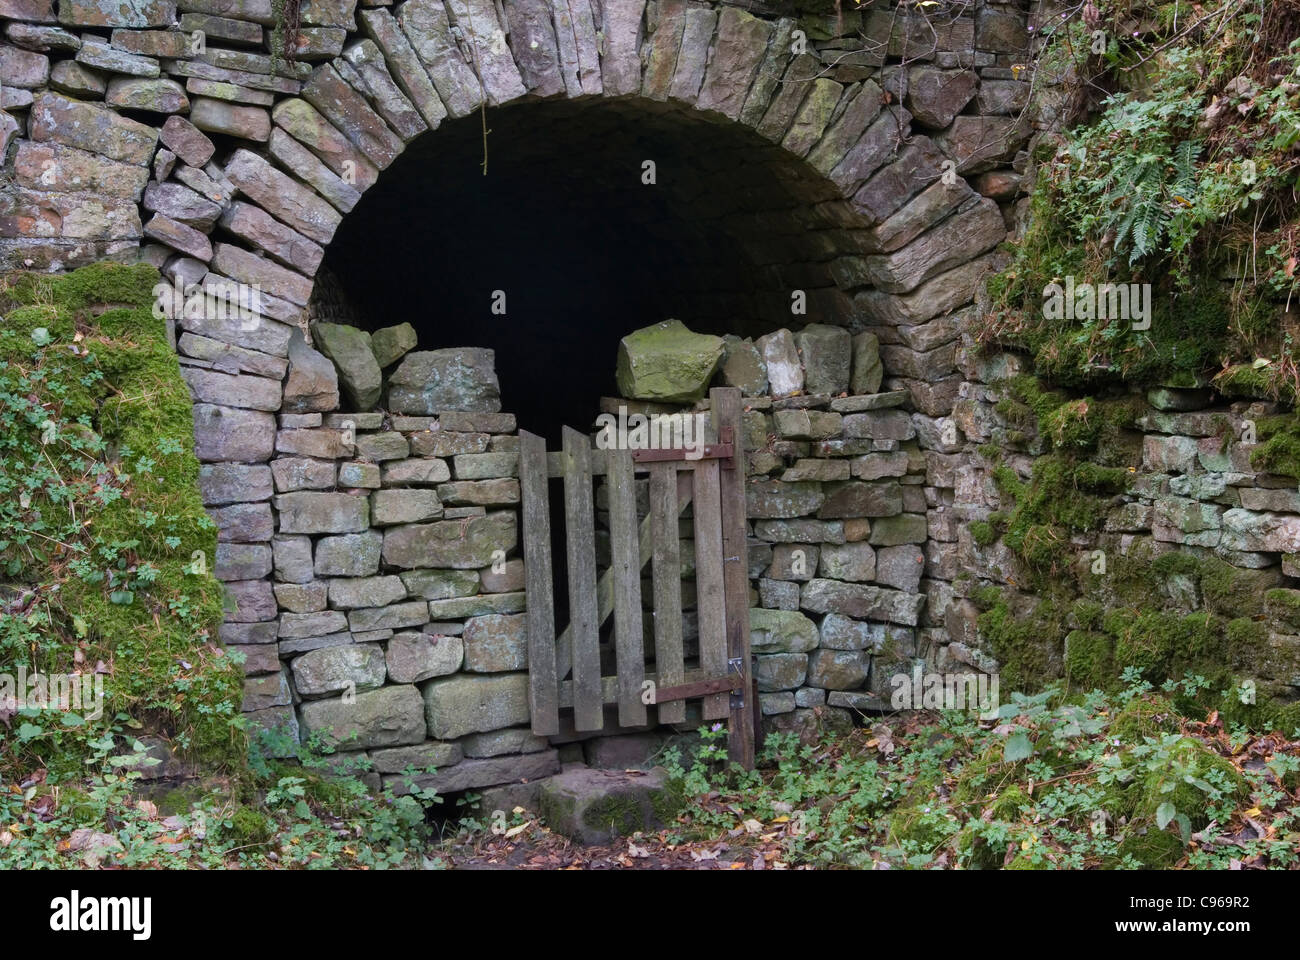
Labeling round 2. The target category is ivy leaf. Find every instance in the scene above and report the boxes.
[1156,801,1177,830]
[1004,733,1033,763]
[16,722,44,741]
[30,328,51,347]
[109,590,134,605]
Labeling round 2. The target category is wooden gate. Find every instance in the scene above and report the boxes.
[519,386,757,767]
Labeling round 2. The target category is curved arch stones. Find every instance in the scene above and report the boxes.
[3,0,1038,392]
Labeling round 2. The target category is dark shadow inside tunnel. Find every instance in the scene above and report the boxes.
[316,97,866,443]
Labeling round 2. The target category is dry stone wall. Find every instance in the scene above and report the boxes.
[207,313,947,790]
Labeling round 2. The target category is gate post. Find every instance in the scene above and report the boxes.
[711,387,756,768]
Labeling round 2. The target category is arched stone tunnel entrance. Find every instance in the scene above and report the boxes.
[314,95,878,442]
[0,0,1042,794]
[271,73,1012,781]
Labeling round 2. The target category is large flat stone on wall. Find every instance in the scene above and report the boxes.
[387,631,463,683]
[275,491,369,533]
[299,684,426,748]
[29,91,158,164]
[223,148,341,245]
[597,0,647,96]
[443,0,526,104]
[548,0,600,97]
[694,6,770,119]
[381,512,516,568]
[291,643,386,697]
[14,141,148,199]
[394,0,481,117]
[385,748,558,796]
[60,0,175,27]
[750,608,818,654]
[615,319,724,403]
[462,613,527,671]
[422,672,530,739]
[861,198,1005,293]
[801,578,925,626]
[313,530,383,575]
[192,404,275,462]
[388,348,501,413]
[341,38,431,140]
[199,463,273,504]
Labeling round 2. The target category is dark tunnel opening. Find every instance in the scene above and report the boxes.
[315,97,868,443]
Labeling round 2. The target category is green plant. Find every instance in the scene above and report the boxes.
[662,687,1291,870]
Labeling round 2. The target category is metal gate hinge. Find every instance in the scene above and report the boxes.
[728,657,744,708]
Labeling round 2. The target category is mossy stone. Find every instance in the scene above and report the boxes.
[615,319,724,404]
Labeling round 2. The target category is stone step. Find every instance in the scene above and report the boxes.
[537,765,684,846]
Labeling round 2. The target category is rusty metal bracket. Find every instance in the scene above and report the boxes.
[631,442,734,463]
[651,670,744,705]
[728,656,745,709]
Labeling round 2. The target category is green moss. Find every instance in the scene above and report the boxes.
[885,803,955,853]
[1071,598,1104,630]
[1200,556,1275,619]
[1109,695,1181,742]
[988,783,1031,821]
[1116,824,1185,868]
[0,262,240,780]
[227,806,274,844]
[583,793,636,832]
[1265,588,1300,630]
[1065,630,1113,691]
[1003,852,1052,869]
[1150,551,1203,578]
[1107,610,1222,678]
[950,744,1011,806]
[978,596,1065,691]
[1131,737,1249,830]
[970,520,997,547]
[1249,414,1300,479]
[649,778,686,826]
[1212,363,1290,402]
[157,784,204,817]
[990,452,1128,580]
[50,260,158,309]
[1226,616,1268,651]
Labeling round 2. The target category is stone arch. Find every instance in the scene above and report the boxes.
[4,0,1033,415]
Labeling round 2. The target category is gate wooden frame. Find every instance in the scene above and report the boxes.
[519,386,756,767]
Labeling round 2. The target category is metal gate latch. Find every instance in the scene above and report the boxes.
[728,657,744,709]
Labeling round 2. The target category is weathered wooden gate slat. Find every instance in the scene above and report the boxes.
[553,483,693,681]
[562,426,603,731]
[712,387,756,767]
[691,458,730,720]
[649,461,686,725]
[606,447,647,727]
[519,430,558,736]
